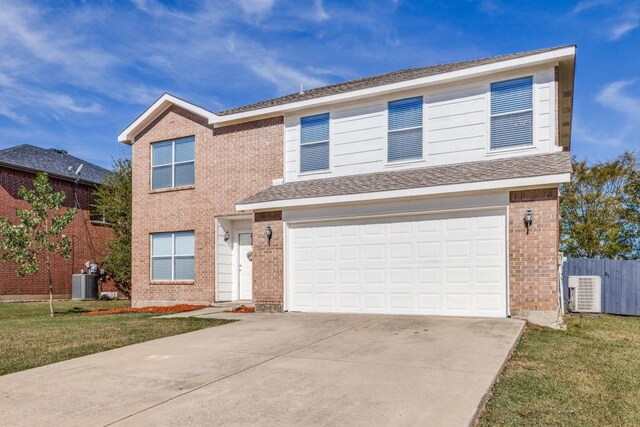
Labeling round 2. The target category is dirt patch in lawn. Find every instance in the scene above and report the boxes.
[225,304,255,313]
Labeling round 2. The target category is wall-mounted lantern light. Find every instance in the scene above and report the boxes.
[223,230,230,242]
[265,225,273,245]
[524,209,533,234]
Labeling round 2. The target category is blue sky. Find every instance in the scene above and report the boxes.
[0,0,638,169]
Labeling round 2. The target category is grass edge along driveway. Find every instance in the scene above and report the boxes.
[479,314,640,426]
[0,300,232,376]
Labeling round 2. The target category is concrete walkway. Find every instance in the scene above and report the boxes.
[0,312,524,426]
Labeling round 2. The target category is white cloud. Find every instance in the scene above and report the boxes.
[608,13,639,40]
[236,0,277,20]
[477,0,499,15]
[596,79,640,120]
[575,79,640,150]
[572,0,613,14]
[571,0,639,40]
[313,0,330,21]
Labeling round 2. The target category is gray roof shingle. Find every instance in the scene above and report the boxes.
[0,144,110,185]
[217,46,572,116]
[239,152,572,206]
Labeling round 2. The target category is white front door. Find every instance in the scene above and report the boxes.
[238,233,253,300]
[287,209,507,317]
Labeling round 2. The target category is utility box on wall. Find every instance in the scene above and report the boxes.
[72,274,98,300]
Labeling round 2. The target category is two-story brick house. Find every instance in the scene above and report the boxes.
[119,46,575,322]
[0,144,114,300]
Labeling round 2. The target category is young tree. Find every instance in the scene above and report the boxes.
[0,173,77,317]
[560,152,640,259]
[93,158,132,298]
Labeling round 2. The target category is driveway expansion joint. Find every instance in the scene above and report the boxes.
[106,316,379,426]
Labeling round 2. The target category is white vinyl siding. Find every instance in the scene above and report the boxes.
[152,136,195,190]
[284,66,556,182]
[490,77,533,150]
[388,97,423,162]
[151,231,195,281]
[300,113,330,172]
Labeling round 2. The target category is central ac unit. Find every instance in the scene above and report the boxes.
[568,276,602,313]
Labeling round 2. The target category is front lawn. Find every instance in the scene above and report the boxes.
[0,300,232,376]
[479,315,640,426]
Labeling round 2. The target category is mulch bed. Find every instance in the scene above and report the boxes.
[224,305,255,313]
[84,304,207,316]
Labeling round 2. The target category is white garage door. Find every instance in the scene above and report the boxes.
[287,209,507,317]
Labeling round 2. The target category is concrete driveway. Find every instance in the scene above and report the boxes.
[0,312,524,426]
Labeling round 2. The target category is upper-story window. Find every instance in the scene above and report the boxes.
[151,136,195,190]
[490,76,533,150]
[388,96,423,162]
[300,113,330,173]
[151,231,195,281]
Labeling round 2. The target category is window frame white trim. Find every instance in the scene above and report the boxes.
[151,136,195,190]
[299,112,331,174]
[150,231,195,282]
[386,96,425,163]
[488,75,535,152]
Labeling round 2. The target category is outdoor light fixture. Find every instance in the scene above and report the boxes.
[265,225,273,245]
[223,230,230,242]
[524,209,533,234]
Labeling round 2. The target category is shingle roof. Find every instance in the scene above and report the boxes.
[0,144,110,185]
[217,46,572,116]
[239,152,572,205]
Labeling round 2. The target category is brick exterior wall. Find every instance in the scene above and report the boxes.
[508,188,560,312]
[0,166,114,300]
[252,211,284,312]
[129,105,561,315]
[130,105,283,306]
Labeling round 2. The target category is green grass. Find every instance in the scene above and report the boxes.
[0,300,232,376]
[479,315,640,426]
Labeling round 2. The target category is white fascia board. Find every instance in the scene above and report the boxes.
[213,46,575,126]
[236,173,571,211]
[118,93,218,144]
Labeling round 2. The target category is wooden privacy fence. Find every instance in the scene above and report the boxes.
[562,258,640,316]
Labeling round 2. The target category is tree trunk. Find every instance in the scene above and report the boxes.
[45,253,54,318]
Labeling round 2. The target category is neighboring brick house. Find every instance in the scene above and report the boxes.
[0,144,113,300]
[119,46,576,324]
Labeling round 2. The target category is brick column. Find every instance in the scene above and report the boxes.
[509,188,559,313]
[252,211,284,312]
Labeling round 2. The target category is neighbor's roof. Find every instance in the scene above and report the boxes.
[216,45,573,116]
[238,152,572,207]
[0,144,110,185]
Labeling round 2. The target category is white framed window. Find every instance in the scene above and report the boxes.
[151,231,195,281]
[388,96,423,162]
[300,113,330,173]
[490,76,533,150]
[151,136,195,190]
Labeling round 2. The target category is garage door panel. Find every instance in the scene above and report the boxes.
[476,294,503,311]
[288,209,506,317]
[417,268,441,283]
[363,293,385,309]
[363,269,386,284]
[417,293,441,310]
